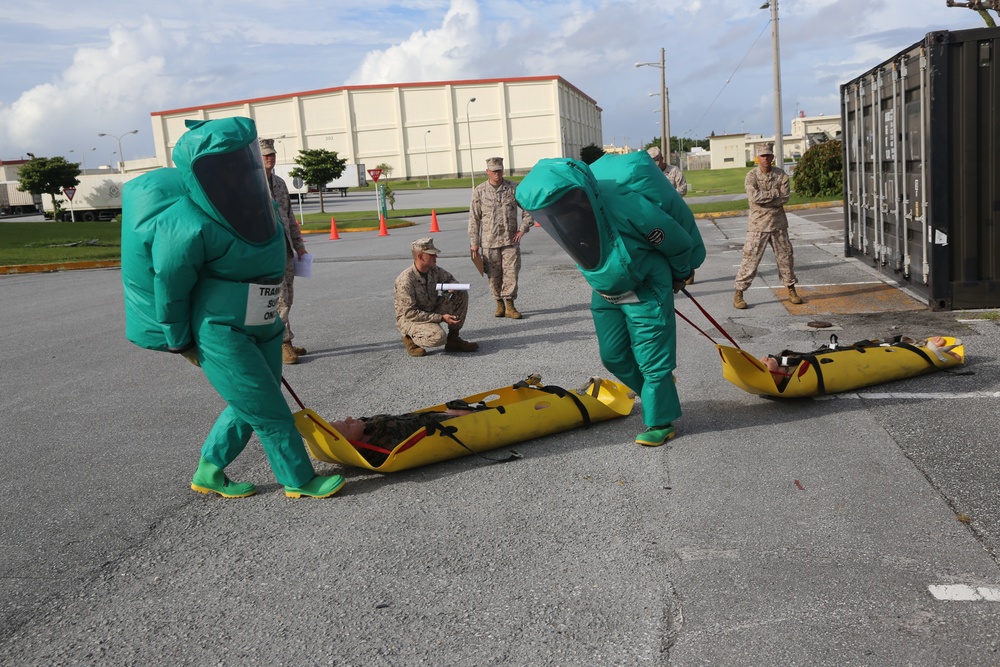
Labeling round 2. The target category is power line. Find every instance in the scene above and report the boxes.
[684,19,771,137]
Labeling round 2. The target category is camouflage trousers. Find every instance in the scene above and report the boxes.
[734,229,797,291]
[278,252,296,343]
[398,290,469,349]
[482,245,522,300]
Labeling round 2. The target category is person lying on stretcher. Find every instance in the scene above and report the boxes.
[759,336,963,385]
[330,406,478,466]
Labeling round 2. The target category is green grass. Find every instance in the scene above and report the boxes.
[298,207,466,232]
[0,222,123,265]
[0,209,464,266]
[686,193,840,216]
[684,167,753,196]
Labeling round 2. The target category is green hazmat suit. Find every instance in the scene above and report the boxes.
[121,116,316,487]
[515,153,705,428]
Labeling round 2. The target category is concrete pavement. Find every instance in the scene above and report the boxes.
[1,205,999,665]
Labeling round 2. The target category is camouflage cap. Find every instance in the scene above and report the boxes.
[411,237,440,255]
[259,138,276,156]
[486,157,504,171]
[646,146,662,159]
[756,143,775,156]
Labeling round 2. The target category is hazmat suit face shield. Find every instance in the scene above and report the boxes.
[529,188,602,269]
[191,143,276,244]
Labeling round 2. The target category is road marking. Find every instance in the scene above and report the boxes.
[928,585,1000,601]
[817,391,1000,401]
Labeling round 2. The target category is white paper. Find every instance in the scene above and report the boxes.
[435,283,470,291]
[294,253,313,278]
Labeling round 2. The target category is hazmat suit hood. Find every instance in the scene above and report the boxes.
[515,158,612,270]
[171,117,277,244]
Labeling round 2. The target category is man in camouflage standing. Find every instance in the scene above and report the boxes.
[469,157,535,319]
[260,138,309,363]
[733,143,803,309]
[394,238,479,357]
[646,146,688,197]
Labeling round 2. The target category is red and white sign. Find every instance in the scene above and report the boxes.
[63,187,77,201]
[367,168,382,183]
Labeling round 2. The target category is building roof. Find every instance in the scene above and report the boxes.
[151,75,600,116]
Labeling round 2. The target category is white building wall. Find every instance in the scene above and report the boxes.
[150,77,602,179]
[710,135,750,170]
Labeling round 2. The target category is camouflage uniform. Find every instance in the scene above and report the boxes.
[647,146,688,196]
[663,164,689,197]
[394,264,469,349]
[469,179,534,300]
[268,171,306,344]
[356,411,457,466]
[362,412,454,448]
[734,164,797,291]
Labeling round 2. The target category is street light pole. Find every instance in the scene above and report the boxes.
[68,148,96,171]
[97,130,139,174]
[466,97,476,190]
[636,49,669,165]
[423,130,431,189]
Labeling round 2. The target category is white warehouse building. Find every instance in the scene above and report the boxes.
[149,76,603,179]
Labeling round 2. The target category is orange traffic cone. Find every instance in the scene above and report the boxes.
[378,215,390,237]
[430,210,440,233]
[329,217,340,240]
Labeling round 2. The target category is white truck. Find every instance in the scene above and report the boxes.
[0,181,43,215]
[41,173,137,221]
[272,163,367,200]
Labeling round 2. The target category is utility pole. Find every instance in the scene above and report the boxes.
[635,48,670,165]
[769,0,784,168]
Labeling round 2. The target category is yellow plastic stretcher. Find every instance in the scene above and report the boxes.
[718,335,965,398]
[293,375,635,472]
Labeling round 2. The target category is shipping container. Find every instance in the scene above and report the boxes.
[841,27,1000,310]
[0,181,42,215]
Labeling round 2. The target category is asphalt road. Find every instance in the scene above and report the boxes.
[2,205,999,665]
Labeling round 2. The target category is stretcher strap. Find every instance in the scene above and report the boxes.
[537,384,591,428]
[891,341,936,367]
[424,421,521,464]
[678,288,742,349]
[799,356,825,395]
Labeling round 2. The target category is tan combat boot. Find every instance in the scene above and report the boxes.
[733,290,747,310]
[787,285,803,305]
[504,299,522,319]
[291,344,307,355]
[445,329,479,352]
[494,300,506,317]
[282,342,299,364]
[402,335,426,357]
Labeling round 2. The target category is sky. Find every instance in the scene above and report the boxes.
[0,0,989,166]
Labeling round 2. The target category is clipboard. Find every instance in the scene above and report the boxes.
[471,251,484,276]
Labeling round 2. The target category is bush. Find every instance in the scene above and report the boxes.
[792,140,843,196]
[580,144,604,165]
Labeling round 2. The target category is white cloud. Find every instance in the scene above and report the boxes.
[347,0,483,84]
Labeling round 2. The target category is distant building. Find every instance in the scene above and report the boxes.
[150,76,603,179]
[710,115,842,169]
